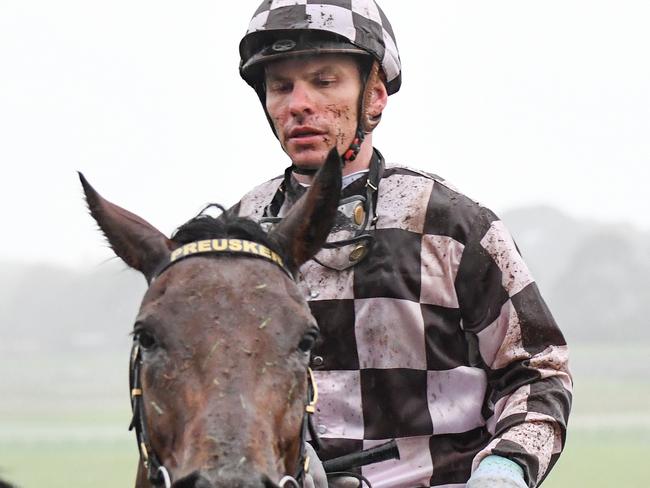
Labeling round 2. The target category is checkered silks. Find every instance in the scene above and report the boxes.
[237,164,572,487]
[245,0,401,94]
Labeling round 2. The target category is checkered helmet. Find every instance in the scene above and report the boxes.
[239,0,402,96]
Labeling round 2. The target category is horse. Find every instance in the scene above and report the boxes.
[80,150,342,488]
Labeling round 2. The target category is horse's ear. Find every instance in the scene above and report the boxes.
[79,172,175,282]
[269,148,342,271]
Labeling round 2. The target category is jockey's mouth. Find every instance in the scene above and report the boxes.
[287,126,327,142]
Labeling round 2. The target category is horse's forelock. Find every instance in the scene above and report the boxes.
[171,209,288,265]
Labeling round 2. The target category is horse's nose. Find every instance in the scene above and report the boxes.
[261,474,282,488]
[171,472,212,488]
[171,471,273,488]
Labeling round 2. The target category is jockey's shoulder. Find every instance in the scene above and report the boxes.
[383,161,481,210]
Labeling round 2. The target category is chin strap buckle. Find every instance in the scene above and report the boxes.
[343,128,366,163]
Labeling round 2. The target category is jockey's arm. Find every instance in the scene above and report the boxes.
[454,208,572,487]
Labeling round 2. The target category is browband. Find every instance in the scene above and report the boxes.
[154,239,293,280]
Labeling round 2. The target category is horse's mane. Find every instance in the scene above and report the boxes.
[171,205,287,263]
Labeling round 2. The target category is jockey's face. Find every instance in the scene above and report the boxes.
[265,55,362,169]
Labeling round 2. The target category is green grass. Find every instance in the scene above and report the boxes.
[544,429,650,488]
[0,441,137,488]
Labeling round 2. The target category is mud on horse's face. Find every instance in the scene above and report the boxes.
[80,149,342,487]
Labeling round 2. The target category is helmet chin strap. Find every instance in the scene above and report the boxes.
[342,127,366,163]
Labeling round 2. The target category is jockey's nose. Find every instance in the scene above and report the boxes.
[288,82,315,117]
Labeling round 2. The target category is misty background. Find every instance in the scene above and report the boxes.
[2,206,649,357]
[0,0,649,486]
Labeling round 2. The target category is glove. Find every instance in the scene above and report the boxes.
[328,475,363,488]
[466,455,528,488]
[303,443,363,488]
[304,443,328,488]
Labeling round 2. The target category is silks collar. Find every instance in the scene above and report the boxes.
[154,238,293,281]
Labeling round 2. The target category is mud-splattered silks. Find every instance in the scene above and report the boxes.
[235,154,572,488]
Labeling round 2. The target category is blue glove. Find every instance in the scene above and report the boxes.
[466,455,528,488]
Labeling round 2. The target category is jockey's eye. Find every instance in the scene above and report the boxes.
[315,74,336,88]
[298,329,319,353]
[268,80,292,94]
[135,329,157,350]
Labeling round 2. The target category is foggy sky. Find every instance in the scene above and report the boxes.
[1,0,648,267]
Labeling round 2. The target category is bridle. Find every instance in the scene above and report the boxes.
[279,367,321,488]
[128,238,321,488]
[129,342,170,487]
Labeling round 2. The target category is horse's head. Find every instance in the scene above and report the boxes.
[80,150,342,488]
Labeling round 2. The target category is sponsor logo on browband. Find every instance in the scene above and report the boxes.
[170,239,285,269]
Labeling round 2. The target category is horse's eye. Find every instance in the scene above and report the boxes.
[135,330,157,350]
[298,330,319,352]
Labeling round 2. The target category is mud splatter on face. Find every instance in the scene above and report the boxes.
[326,104,353,121]
[325,105,343,118]
[328,104,355,149]
[335,127,346,146]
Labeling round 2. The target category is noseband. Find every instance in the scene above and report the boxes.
[128,239,320,487]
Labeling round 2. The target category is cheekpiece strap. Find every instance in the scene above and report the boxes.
[154,239,293,280]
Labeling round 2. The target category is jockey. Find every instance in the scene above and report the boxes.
[235,1,572,487]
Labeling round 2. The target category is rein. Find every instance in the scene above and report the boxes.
[128,239,320,487]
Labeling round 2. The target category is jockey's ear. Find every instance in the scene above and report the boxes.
[269,148,342,272]
[79,172,175,282]
[361,61,388,133]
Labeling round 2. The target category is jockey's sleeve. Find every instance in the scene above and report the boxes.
[454,206,572,488]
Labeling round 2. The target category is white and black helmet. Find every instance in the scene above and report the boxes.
[239,0,402,96]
